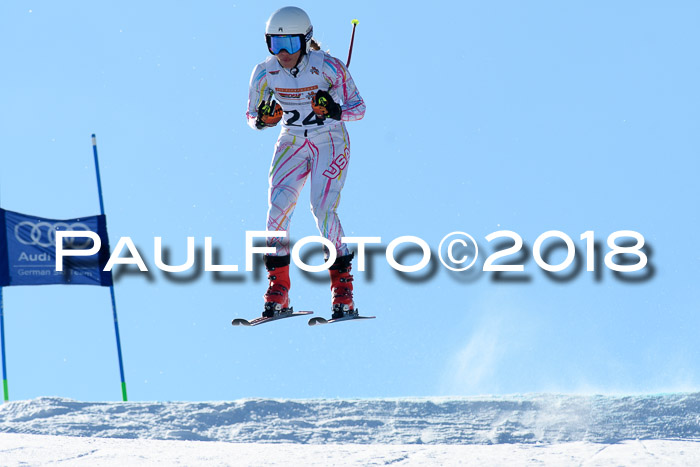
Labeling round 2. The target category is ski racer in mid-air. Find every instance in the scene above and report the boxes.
[246,6,366,320]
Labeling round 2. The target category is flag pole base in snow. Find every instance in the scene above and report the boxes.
[0,287,7,402]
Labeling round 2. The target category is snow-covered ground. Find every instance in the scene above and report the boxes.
[3,434,700,466]
[1,394,699,465]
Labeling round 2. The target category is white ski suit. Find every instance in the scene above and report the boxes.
[247,49,365,257]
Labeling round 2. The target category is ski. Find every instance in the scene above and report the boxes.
[232,309,313,327]
[308,312,375,326]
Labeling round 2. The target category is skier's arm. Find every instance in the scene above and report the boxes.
[246,64,273,130]
[323,56,365,122]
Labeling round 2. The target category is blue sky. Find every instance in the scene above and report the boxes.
[1,1,698,401]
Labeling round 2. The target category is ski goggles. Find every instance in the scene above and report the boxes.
[267,35,302,55]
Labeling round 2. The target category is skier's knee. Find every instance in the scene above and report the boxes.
[310,200,332,221]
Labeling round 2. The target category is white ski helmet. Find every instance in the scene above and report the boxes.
[265,6,313,55]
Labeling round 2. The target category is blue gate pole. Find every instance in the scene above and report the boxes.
[92,134,128,402]
[0,287,8,402]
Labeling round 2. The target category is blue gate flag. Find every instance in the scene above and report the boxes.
[0,208,113,287]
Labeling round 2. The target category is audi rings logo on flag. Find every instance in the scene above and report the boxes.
[14,221,94,249]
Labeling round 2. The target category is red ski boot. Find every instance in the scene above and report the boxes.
[263,255,291,318]
[329,253,356,320]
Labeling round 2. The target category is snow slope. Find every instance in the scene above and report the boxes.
[1,393,700,465]
[2,434,700,466]
[1,393,699,444]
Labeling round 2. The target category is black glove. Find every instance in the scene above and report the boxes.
[255,98,283,129]
[311,90,342,121]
